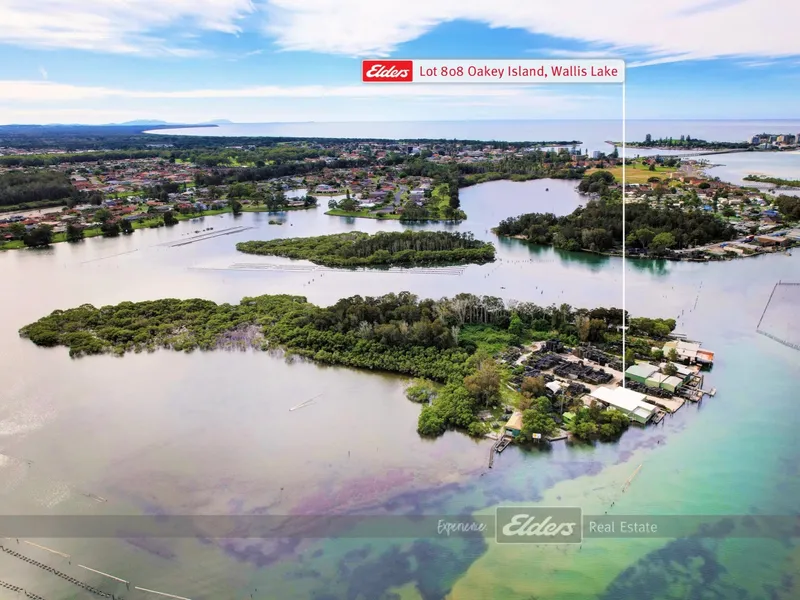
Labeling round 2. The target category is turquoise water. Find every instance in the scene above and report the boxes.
[0,178,798,599]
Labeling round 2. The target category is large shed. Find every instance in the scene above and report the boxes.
[589,387,657,425]
[625,362,658,385]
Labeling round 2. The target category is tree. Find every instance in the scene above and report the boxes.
[95,208,112,224]
[339,196,358,212]
[667,347,679,362]
[65,223,84,242]
[663,362,678,376]
[463,359,501,407]
[624,348,635,366]
[508,313,525,338]
[634,227,656,249]
[163,211,178,226]
[649,231,677,255]
[230,199,242,216]
[23,224,54,247]
[417,405,446,436]
[120,220,134,234]
[8,222,26,239]
[521,376,547,399]
[101,220,121,237]
[521,403,557,439]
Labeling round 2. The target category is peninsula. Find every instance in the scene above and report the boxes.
[20,292,711,444]
[616,132,799,152]
[235,231,495,267]
[495,169,799,261]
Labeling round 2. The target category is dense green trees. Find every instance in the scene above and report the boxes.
[163,211,178,226]
[20,291,661,440]
[521,396,558,438]
[570,403,629,441]
[236,231,496,267]
[65,223,85,242]
[0,170,75,207]
[100,221,121,237]
[496,175,736,254]
[775,195,800,220]
[22,224,54,247]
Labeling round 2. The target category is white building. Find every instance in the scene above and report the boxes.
[588,387,657,424]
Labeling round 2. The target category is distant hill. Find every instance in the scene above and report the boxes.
[203,119,233,124]
[117,120,171,126]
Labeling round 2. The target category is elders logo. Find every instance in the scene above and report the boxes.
[496,507,582,544]
[362,60,413,82]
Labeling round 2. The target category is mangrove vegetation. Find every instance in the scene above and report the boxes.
[20,292,660,439]
[236,231,495,267]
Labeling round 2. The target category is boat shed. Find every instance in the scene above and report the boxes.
[660,375,685,393]
[663,340,715,365]
[504,412,524,437]
[625,362,658,385]
[645,372,668,388]
[589,387,657,425]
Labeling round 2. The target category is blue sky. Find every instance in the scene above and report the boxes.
[0,0,798,124]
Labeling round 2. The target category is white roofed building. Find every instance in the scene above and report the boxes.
[589,387,657,425]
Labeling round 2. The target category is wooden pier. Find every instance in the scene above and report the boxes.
[488,435,513,468]
[496,437,512,453]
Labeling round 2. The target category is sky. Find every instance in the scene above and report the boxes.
[0,0,799,124]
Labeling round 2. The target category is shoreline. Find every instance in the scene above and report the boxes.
[0,204,316,251]
[496,232,795,263]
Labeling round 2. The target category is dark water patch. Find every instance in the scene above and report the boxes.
[122,536,176,560]
[283,566,322,581]
[335,537,487,600]
[221,538,303,568]
[600,537,740,600]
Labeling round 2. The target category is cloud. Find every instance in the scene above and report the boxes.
[0,0,256,55]
[1,0,797,66]
[0,80,545,102]
[262,0,800,62]
[38,66,48,80]
[535,49,617,59]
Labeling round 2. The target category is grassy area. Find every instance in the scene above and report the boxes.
[586,161,679,184]
[241,205,316,213]
[0,199,67,214]
[459,324,518,355]
[432,183,451,215]
[325,209,401,220]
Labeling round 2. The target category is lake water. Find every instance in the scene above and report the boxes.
[153,119,800,154]
[1,176,799,599]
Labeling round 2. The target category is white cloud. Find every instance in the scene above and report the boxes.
[0,0,256,55]
[1,0,797,65]
[38,66,48,80]
[0,80,542,102]
[0,81,612,123]
[263,0,800,62]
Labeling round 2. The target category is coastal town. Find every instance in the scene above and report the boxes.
[1,135,798,260]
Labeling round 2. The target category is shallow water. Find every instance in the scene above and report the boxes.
[0,176,798,599]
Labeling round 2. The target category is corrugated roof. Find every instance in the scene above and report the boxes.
[626,363,658,378]
[663,376,683,387]
[505,412,524,431]
[590,387,657,415]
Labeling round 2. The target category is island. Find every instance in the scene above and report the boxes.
[743,174,800,188]
[20,292,712,444]
[235,231,495,267]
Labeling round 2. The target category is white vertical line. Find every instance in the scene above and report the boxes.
[622,78,627,387]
